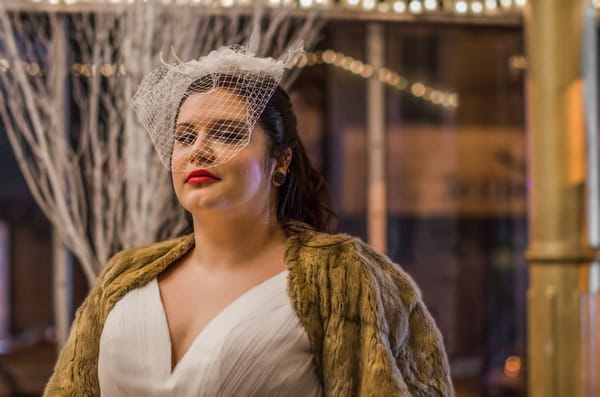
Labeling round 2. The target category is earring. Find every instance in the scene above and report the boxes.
[273,171,287,186]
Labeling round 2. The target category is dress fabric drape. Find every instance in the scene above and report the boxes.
[98,270,322,397]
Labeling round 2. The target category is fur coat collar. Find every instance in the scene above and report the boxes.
[44,229,454,396]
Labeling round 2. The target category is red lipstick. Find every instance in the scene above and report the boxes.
[185,169,220,184]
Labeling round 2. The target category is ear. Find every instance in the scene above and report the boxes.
[275,147,293,172]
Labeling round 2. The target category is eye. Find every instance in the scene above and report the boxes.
[175,127,197,145]
[211,127,247,145]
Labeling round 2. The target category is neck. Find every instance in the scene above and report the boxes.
[189,207,286,270]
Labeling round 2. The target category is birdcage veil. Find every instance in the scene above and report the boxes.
[131,41,303,172]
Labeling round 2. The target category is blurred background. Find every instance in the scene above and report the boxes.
[0,0,592,396]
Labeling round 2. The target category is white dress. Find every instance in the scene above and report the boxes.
[98,270,322,397]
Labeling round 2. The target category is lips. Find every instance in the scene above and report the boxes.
[185,169,220,184]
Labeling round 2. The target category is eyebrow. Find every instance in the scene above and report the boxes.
[175,119,248,134]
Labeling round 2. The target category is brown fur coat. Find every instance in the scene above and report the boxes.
[44,229,454,396]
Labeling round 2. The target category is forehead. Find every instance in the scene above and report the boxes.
[177,88,248,124]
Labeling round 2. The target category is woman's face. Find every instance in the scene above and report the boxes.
[171,89,276,216]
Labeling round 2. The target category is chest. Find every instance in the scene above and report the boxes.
[157,264,287,368]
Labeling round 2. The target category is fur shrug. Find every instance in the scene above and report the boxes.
[44,229,454,396]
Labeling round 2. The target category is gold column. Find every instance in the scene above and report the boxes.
[524,0,598,396]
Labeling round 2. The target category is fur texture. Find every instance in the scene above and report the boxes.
[44,229,454,396]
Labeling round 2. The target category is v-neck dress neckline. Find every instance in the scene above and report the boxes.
[98,270,322,397]
[156,271,288,375]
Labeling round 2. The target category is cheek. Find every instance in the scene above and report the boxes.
[230,156,270,199]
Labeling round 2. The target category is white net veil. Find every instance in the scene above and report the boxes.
[132,42,303,173]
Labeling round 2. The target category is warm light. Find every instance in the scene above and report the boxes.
[296,55,308,67]
[431,90,442,104]
[269,0,282,5]
[360,65,374,78]
[361,0,376,9]
[409,0,422,12]
[333,54,344,66]
[350,61,365,74]
[347,0,360,6]
[378,68,391,82]
[395,79,408,90]
[504,356,522,377]
[64,0,78,4]
[454,1,468,13]
[100,64,115,77]
[221,0,234,6]
[299,0,313,7]
[514,0,526,6]
[322,50,336,64]
[363,0,376,10]
[499,0,512,7]
[48,0,60,4]
[449,94,459,107]
[485,0,497,9]
[315,0,327,5]
[411,82,426,97]
[471,1,483,13]
[341,57,354,70]
[392,0,406,12]
[424,0,436,10]
[388,73,400,85]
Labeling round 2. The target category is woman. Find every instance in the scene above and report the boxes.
[44,46,454,396]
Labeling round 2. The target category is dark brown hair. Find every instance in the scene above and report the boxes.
[181,73,334,233]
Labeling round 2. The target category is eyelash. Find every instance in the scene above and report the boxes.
[175,129,246,146]
[175,131,197,145]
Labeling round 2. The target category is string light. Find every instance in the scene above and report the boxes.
[7,49,457,109]
[485,0,497,10]
[392,0,406,12]
[284,49,458,109]
[471,1,483,13]
[455,1,468,13]
[18,0,554,17]
[363,0,376,10]
[18,0,543,14]
[423,0,436,11]
[409,0,423,13]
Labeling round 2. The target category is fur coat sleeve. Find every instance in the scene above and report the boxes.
[286,231,454,396]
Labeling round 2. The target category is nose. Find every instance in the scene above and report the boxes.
[189,131,217,167]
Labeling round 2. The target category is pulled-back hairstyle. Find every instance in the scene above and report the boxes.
[180,74,334,233]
